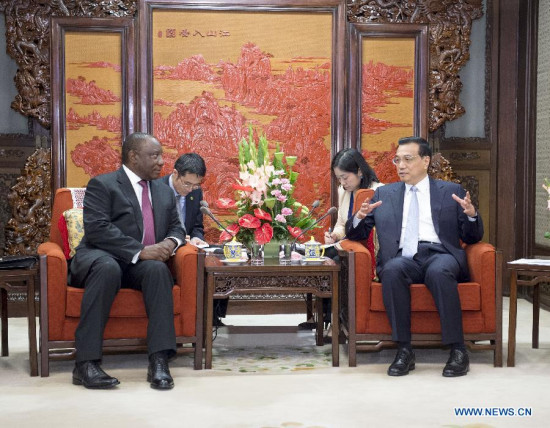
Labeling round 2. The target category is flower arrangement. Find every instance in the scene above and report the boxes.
[543,178,550,239]
[215,128,318,248]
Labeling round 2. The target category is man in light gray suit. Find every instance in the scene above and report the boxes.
[346,136,483,377]
[69,132,185,390]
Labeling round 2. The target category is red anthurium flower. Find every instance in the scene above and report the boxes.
[215,198,237,210]
[219,223,240,242]
[254,223,273,245]
[238,214,261,228]
[254,208,272,222]
[287,225,306,241]
[232,183,255,192]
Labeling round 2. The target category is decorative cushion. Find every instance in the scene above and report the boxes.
[60,208,84,259]
[57,214,71,259]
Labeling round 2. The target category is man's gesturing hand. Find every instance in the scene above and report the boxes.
[356,198,382,220]
[452,191,477,217]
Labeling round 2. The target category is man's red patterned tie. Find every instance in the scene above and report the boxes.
[138,180,155,246]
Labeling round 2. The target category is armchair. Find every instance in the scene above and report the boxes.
[37,188,203,376]
[338,167,502,367]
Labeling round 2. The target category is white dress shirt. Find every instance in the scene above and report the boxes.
[399,175,440,248]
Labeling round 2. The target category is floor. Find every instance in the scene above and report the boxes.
[1,297,549,428]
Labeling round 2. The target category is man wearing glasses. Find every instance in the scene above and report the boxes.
[346,136,483,377]
[159,153,207,247]
[158,153,228,326]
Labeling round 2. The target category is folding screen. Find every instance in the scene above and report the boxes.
[139,0,346,240]
[50,17,135,189]
[348,23,428,183]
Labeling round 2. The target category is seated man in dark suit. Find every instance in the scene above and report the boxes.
[346,136,483,377]
[158,153,228,326]
[159,153,207,247]
[69,132,185,390]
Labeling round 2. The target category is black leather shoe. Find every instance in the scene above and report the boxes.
[72,360,119,389]
[213,317,226,327]
[387,347,415,376]
[147,352,174,390]
[298,318,316,330]
[443,348,470,377]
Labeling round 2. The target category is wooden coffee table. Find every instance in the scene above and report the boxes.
[201,252,340,369]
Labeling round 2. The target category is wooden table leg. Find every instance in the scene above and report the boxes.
[1,288,7,357]
[332,272,339,367]
[27,274,38,376]
[315,296,323,346]
[533,283,539,349]
[507,271,518,367]
[306,293,313,321]
[205,275,214,369]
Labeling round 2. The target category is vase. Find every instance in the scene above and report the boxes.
[263,240,281,259]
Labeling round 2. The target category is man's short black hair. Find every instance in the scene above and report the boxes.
[174,153,206,177]
[398,136,432,159]
[121,132,153,164]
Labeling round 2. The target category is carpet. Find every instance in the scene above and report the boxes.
[210,345,333,373]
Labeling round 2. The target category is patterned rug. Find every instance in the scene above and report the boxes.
[209,345,334,373]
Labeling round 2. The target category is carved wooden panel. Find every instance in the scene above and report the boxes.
[4,147,52,255]
[1,1,481,132]
[347,0,483,131]
[214,274,333,295]
[0,134,36,255]
[0,0,137,128]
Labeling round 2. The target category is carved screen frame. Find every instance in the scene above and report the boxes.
[348,23,428,152]
[50,17,136,190]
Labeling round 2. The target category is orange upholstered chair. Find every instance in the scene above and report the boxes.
[37,188,203,376]
[339,183,503,367]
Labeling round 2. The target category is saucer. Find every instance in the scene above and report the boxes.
[302,257,326,265]
[221,258,248,265]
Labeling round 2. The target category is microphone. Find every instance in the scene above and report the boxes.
[200,200,209,208]
[200,206,234,238]
[309,200,320,217]
[291,206,337,245]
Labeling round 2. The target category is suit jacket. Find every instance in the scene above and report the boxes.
[158,174,204,240]
[345,178,484,281]
[69,168,185,283]
[332,182,384,240]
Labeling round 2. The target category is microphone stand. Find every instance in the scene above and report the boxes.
[290,206,337,248]
[308,200,320,218]
[200,206,234,239]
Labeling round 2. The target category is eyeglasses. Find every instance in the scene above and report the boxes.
[392,155,419,165]
[181,182,201,190]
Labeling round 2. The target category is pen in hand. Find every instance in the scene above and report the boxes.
[325,227,333,243]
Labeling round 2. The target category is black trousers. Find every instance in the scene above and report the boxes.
[72,255,176,362]
[378,243,464,345]
[214,299,229,318]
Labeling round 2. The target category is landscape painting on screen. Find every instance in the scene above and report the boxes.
[64,32,123,187]
[151,10,334,241]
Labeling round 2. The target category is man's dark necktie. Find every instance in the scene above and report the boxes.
[138,180,155,246]
[402,185,419,259]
